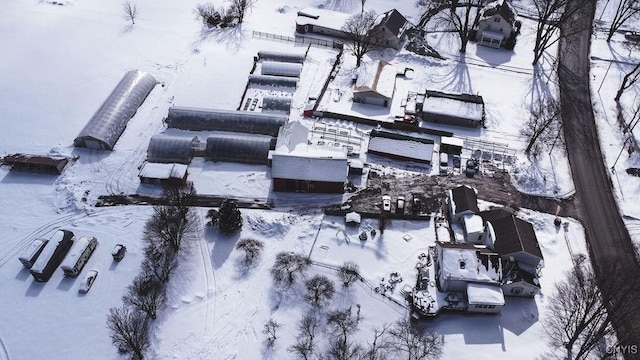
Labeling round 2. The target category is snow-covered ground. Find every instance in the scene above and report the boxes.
[0,0,638,359]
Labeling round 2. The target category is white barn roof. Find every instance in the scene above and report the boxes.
[423,95,484,122]
[271,152,347,182]
[368,137,434,162]
[354,60,397,99]
[296,7,350,31]
[466,283,505,305]
[138,162,188,180]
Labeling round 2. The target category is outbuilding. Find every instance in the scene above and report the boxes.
[205,133,272,165]
[261,61,303,78]
[367,129,435,164]
[1,154,70,174]
[167,107,287,137]
[146,134,199,164]
[74,70,157,150]
[138,162,189,185]
[353,60,397,107]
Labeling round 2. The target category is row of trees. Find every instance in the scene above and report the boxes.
[106,184,199,359]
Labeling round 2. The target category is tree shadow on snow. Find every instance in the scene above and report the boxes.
[192,24,246,54]
[474,45,514,67]
[433,54,473,94]
[205,226,240,270]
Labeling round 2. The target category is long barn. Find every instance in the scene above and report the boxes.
[167,107,287,137]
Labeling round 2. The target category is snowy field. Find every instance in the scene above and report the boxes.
[0,0,639,359]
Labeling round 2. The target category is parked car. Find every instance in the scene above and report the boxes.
[381,195,392,212]
[79,269,98,294]
[395,196,405,215]
[439,153,449,175]
[411,194,422,215]
[112,244,127,261]
[465,159,478,177]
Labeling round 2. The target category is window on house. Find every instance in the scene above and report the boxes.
[459,261,466,269]
[494,17,499,22]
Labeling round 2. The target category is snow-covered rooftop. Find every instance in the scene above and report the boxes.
[466,282,505,305]
[296,7,351,31]
[368,136,434,162]
[422,94,484,122]
[355,60,397,99]
[438,242,501,283]
[138,162,188,180]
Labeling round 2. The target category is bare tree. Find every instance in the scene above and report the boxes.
[263,318,281,346]
[531,0,590,65]
[521,97,563,155]
[360,0,367,13]
[288,312,320,360]
[145,205,197,254]
[304,275,335,307]
[228,0,256,24]
[122,1,138,25]
[337,261,360,287]
[361,324,392,360]
[606,0,640,42]
[388,319,444,360]
[106,305,150,360]
[543,260,640,360]
[235,238,264,267]
[342,10,383,67]
[326,308,361,359]
[445,0,486,53]
[270,252,311,286]
[122,275,166,320]
[614,61,640,102]
[141,241,178,284]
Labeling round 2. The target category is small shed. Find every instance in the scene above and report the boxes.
[345,212,362,226]
[205,133,272,165]
[440,136,464,155]
[147,134,198,164]
[1,154,70,174]
[138,162,189,185]
[74,70,157,150]
[261,61,303,77]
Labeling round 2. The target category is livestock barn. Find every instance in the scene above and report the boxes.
[1,154,70,174]
[146,134,199,164]
[167,107,287,137]
[74,70,157,150]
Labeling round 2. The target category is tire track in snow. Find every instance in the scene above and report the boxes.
[196,210,216,332]
[0,335,8,360]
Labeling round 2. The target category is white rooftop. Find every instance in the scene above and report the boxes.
[463,214,484,235]
[138,162,188,180]
[271,150,348,182]
[423,96,484,122]
[368,137,434,162]
[296,7,350,31]
[355,60,397,99]
[439,244,501,283]
[466,282,505,305]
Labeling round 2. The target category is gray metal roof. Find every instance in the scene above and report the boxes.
[205,133,272,165]
[147,134,197,164]
[74,70,157,150]
[167,107,287,137]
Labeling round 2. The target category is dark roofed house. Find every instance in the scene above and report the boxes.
[480,209,544,270]
[1,154,70,175]
[501,261,541,297]
[447,185,479,223]
[372,9,411,49]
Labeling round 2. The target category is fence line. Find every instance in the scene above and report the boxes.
[252,30,344,49]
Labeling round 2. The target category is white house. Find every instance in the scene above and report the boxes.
[475,0,519,49]
[271,122,348,193]
[353,59,397,107]
[435,241,502,293]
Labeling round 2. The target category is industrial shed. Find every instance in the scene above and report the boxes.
[262,96,292,114]
[261,61,303,77]
[248,74,298,88]
[167,107,287,137]
[1,154,70,174]
[205,133,272,165]
[257,50,306,64]
[367,129,435,164]
[74,70,157,150]
[147,134,198,164]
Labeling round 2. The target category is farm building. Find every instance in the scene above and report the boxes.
[74,70,157,150]
[447,185,480,223]
[205,133,273,165]
[257,50,306,64]
[271,122,348,193]
[1,153,70,174]
[138,162,189,185]
[167,107,287,137]
[353,60,397,107]
[440,136,464,155]
[262,96,292,114]
[371,9,411,50]
[367,129,435,164]
[248,74,298,88]
[146,134,199,164]
[475,0,519,49]
[416,90,485,128]
[261,61,303,77]
[295,7,351,39]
